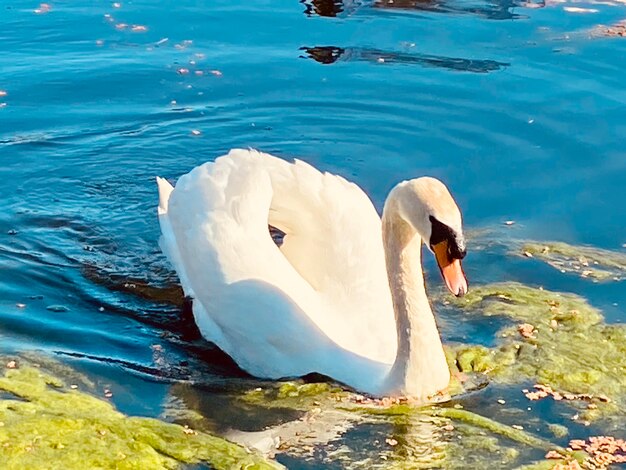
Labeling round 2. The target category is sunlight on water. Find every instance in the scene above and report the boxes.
[1,0,625,468]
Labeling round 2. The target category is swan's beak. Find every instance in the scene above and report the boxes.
[433,240,468,297]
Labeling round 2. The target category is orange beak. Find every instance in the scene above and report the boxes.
[432,240,468,297]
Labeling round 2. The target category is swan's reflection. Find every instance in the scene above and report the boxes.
[301,46,509,73]
[164,381,452,467]
[162,381,529,468]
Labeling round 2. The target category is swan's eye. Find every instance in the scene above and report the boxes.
[429,215,466,261]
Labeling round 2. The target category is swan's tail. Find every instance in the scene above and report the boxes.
[155,174,227,346]
[156,175,186,288]
[156,176,174,215]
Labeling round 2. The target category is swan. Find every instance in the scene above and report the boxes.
[156,149,467,401]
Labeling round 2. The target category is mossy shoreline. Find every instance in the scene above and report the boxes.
[0,362,282,470]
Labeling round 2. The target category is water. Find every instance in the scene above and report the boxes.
[1,0,625,467]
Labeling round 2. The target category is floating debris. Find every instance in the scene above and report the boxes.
[568,436,626,467]
[517,323,536,339]
[177,68,190,75]
[564,6,598,12]
[545,450,563,459]
[34,3,51,14]
[210,69,223,77]
[524,383,611,404]
[175,40,193,50]
[592,20,626,37]
[191,129,201,136]
[15,303,26,309]
[131,25,148,32]
[519,241,626,281]
[46,305,69,313]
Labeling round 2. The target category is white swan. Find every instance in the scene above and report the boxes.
[156,149,467,400]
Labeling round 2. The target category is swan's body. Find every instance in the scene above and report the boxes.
[157,149,467,400]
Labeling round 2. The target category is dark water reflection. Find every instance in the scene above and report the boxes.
[302,0,347,17]
[302,0,539,19]
[301,46,509,72]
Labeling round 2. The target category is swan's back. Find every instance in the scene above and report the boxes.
[157,149,397,379]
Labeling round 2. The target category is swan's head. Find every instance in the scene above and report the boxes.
[388,177,468,297]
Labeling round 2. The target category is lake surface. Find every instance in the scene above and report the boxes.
[1,1,625,468]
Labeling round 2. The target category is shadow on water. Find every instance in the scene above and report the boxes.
[301,0,542,19]
[300,46,509,73]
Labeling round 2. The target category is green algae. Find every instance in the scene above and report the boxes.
[345,405,570,469]
[242,381,344,411]
[236,380,559,468]
[427,408,555,451]
[352,404,556,452]
[547,424,569,439]
[0,364,282,470]
[445,282,626,418]
[519,241,626,281]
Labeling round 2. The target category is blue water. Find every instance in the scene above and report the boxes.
[1,1,625,467]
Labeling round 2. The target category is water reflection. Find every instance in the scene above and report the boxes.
[301,46,509,73]
[301,0,345,17]
[301,0,541,20]
[373,0,533,20]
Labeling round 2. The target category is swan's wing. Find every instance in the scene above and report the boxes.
[249,151,397,363]
[159,152,372,380]
[158,149,396,369]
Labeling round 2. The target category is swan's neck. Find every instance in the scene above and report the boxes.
[380,202,450,401]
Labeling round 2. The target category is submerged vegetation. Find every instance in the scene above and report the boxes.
[0,362,281,470]
[234,280,626,468]
[445,282,626,424]
[237,379,587,469]
[518,241,626,281]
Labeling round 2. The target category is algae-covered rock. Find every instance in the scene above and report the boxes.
[445,283,626,417]
[0,363,282,470]
[519,241,626,281]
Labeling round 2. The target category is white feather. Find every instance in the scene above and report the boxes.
[157,150,398,390]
